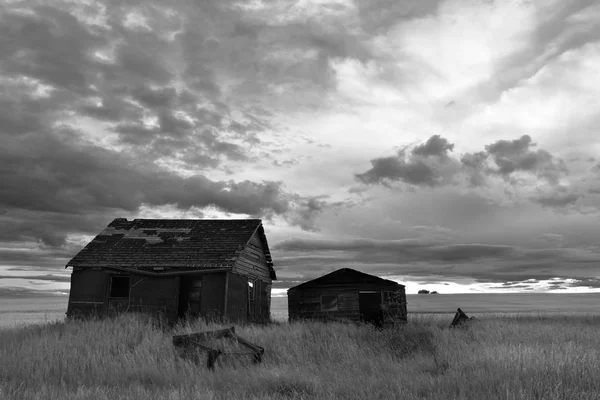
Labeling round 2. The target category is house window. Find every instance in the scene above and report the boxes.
[248,278,257,317]
[248,279,256,300]
[109,276,130,298]
[320,294,338,312]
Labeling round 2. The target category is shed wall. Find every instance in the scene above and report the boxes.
[288,283,406,323]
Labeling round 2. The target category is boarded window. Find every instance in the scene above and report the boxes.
[320,294,338,311]
[109,276,130,298]
[337,293,358,309]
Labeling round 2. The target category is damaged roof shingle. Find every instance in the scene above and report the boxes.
[66,219,274,278]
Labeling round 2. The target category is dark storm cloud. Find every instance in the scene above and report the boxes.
[0,208,112,249]
[412,135,454,157]
[0,275,70,283]
[0,246,72,268]
[355,156,440,186]
[483,135,567,184]
[281,197,353,232]
[355,135,459,187]
[356,134,571,201]
[273,237,516,262]
[0,5,218,163]
[0,116,313,256]
[531,191,581,208]
[0,129,291,216]
[273,237,431,252]
[0,287,66,298]
[460,151,488,187]
[284,198,328,232]
[0,6,108,94]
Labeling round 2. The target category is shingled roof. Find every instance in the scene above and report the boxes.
[66,218,275,278]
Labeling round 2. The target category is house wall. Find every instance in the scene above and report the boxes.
[225,272,248,322]
[232,232,273,323]
[67,267,269,324]
[288,283,407,323]
[127,275,180,321]
[200,272,226,320]
[233,233,272,281]
[259,280,272,323]
[67,268,107,317]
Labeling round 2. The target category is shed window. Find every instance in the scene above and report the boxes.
[109,276,130,298]
[320,294,338,312]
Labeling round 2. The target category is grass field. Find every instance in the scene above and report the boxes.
[1,313,600,400]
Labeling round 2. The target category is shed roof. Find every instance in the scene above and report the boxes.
[287,268,403,292]
[66,218,275,279]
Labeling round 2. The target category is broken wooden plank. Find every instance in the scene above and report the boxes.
[450,308,477,327]
[172,326,264,370]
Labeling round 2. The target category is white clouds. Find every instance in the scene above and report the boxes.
[378,0,538,100]
[463,41,600,153]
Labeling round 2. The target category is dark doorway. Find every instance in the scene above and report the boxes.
[178,277,203,318]
[359,291,383,327]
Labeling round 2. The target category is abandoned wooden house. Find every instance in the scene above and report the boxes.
[287,268,407,326]
[65,218,276,323]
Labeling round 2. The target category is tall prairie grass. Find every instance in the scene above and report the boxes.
[1,313,600,399]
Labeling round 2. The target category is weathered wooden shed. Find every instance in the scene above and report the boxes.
[287,268,407,325]
[65,218,276,324]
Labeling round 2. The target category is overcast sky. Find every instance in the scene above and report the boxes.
[2,0,600,297]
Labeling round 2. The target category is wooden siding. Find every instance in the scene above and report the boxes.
[128,275,180,321]
[200,272,226,320]
[251,279,269,323]
[67,266,269,323]
[233,232,271,282]
[68,269,107,302]
[225,272,248,322]
[67,269,108,317]
[382,286,407,322]
[288,283,407,323]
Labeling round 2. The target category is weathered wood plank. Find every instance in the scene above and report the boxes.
[234,255,270,280]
